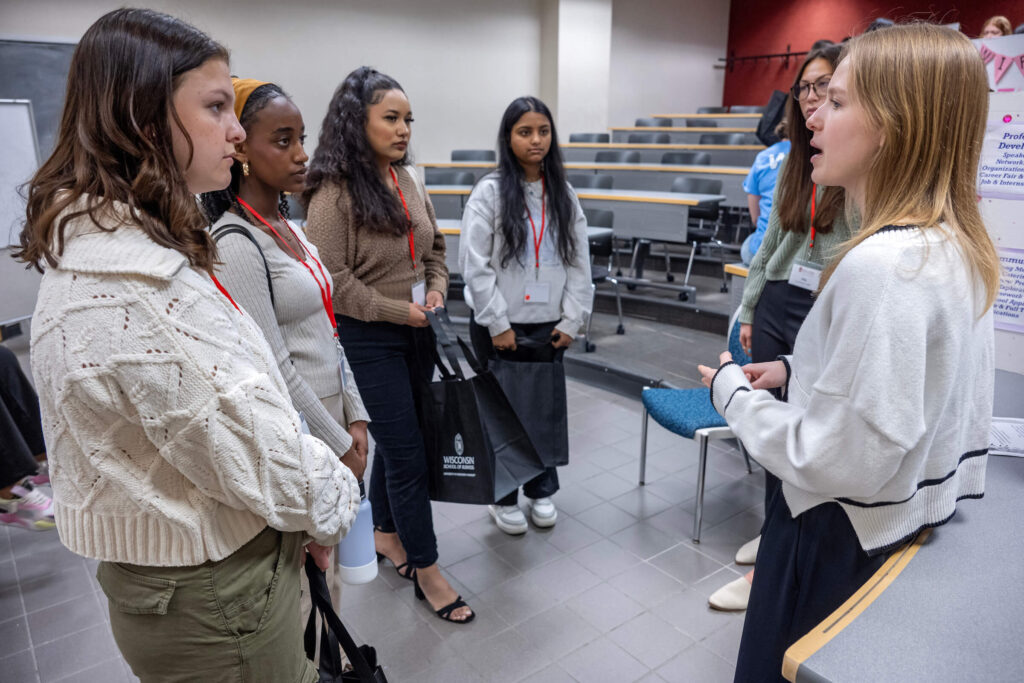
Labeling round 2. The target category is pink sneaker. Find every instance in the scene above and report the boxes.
[0,479,56,531]
[29,460,50,486]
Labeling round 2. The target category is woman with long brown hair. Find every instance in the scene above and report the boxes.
[700,24,998,679]
[17,9,358,680]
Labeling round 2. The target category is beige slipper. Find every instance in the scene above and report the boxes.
[735,535,761,565]
[708,575,751,611]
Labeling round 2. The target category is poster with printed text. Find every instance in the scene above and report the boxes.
[995,247,1024,334]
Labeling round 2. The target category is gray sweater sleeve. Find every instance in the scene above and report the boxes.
[213,231,355,460]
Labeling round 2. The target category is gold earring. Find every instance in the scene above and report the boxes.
[242,161,250,177]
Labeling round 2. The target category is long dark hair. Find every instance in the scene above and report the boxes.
[200,83,291,223]
[495,96,577,268]
[777,43,844,234]
[303,67,410,235]
[17,8,228,271]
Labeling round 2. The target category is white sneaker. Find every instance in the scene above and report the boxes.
[528,497,557,528]
[708,575,751,612]
[488,505,528,535]
[735,535,760,565]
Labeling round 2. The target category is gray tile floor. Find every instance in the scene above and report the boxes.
[1,317,763,682]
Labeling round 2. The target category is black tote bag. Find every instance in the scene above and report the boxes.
[418,310,547,504]
[304,556,387,683]
[487,331,570,468]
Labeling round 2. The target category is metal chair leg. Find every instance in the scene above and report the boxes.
[738,440,752,474]
[683,241,697,288]
[583,283,597,352]
[639,405,649,485]
[608,276,625,334]
[692,432,709,543]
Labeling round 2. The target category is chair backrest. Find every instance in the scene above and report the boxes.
[671,176,722,195]
[595,150,641,163]
[569,132,610,143]
[424,169,468,185]
[684,118,716,128]
[697,106,728,114]
[568,174,614,190]
[627,132,670,144]
[660,152,712,166]
[451,149,496,161]
[585,222,615,259]
[727,307,751,366]
[730,105,765,114]
[583,208,614,230]
[635,117,672,127]
[698,133,755,145]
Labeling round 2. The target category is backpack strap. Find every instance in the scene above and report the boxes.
[212,223,274,308]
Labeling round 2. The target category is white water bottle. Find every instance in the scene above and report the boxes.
[337,482,377,585]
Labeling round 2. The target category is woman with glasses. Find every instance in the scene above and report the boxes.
[708,42,856,612]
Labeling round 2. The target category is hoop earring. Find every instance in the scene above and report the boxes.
[242,161,250,177]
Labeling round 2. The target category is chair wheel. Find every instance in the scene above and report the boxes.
[720,284,729,293]
[615,269,623,276]
[616,325,625,335]
[666,273,675,282]
[626,283,637,291]
[678,291,689,302]
[585,342,597,352]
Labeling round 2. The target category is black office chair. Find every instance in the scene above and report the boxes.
[730,105,765,113]
[424,169,476,185]
[671,176,728,297]
[451,149,496,161]
[698,133,756,145]
[660,152,712,166]
[568,174,613,190]
[697,106,728,114]
[627,133,670,144]
[582,208,624,350]
[683,118,716,128]
[635,117,672,128]
[595,150,641,163]
[569,132,610,143]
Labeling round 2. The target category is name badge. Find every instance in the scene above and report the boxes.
[411,280,426,306]
[788,259,822,291]
[524,281,550,304]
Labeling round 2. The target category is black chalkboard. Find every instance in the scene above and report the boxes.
[0,40,76,158]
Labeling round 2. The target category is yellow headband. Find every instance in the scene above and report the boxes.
[231,77,270,121]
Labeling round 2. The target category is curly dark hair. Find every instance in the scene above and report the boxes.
[200,82,291,223]
[302,66,411,236]
[495,96,577,269]
[16,8,228,272]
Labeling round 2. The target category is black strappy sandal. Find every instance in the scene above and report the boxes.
[375,551,415,581]
[413,573,475,624]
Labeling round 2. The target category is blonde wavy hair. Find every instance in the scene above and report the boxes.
[820,23,1000,313]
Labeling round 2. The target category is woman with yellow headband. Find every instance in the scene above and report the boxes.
[201,79,369,614]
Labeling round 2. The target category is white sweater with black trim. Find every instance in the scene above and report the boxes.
[711,225,993,555]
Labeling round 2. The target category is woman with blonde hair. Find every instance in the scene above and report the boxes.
[981,15,1012,38]
[699,23,998,680]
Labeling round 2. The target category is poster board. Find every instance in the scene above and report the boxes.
[973,34,1024,92]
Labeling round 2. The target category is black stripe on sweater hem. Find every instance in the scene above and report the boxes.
[723,386,750,413]
[708,361,737,410]
[862,492,985,557]
[836,448,988,509]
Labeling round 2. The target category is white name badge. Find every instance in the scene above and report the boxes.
[524,281,550,304]
[788,260,822,291]
[412,280,426,306]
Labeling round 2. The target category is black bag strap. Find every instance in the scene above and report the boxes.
[303,556,381,683]
[212,223,275,307]
[425,310,467,381]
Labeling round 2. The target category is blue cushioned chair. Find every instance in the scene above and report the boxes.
[638,309,753,542]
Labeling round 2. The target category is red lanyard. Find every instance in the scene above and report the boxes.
[527,178,546,270]
[210,273,242,314]
[236,197,338,337]
[388,167,416,271]
[808,184,817,251]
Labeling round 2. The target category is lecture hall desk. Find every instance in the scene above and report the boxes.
[651,112,763,128]
[609,126,757,144]
[561,142,762,166]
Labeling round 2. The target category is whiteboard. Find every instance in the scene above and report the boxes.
[1,99,40,247]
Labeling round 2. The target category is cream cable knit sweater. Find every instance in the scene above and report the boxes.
[30,199,359,566]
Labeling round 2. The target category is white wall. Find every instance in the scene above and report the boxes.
[0,0,544,163]
[608,0,728,127]
[555,0,613,135]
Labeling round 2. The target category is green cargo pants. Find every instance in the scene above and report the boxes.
[96,527,318,683]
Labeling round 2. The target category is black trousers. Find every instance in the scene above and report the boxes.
[750,280,815,511]
[336,316,439,568]
[1,345,44,489]
[734,495,888,682]
[468,316,560,506]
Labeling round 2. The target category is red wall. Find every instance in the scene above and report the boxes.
[723,1,1022,107]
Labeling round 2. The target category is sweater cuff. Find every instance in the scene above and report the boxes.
[710,362,752,416]
[777,355,792,401]
[738,304,755,326]
[487,316,512,338]
[555,319,580,338]
[377,297,411,325]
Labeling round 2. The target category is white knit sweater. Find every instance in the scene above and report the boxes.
[711,226,993,555]
[30,199,360,566]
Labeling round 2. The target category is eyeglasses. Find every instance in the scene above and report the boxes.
[791,76,831,101]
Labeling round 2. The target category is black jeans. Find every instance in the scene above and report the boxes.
[336,316,439,568]
[468,316,560,506]
[750,280,815,512]
[1,345,44,489]
[734,495,888,682]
